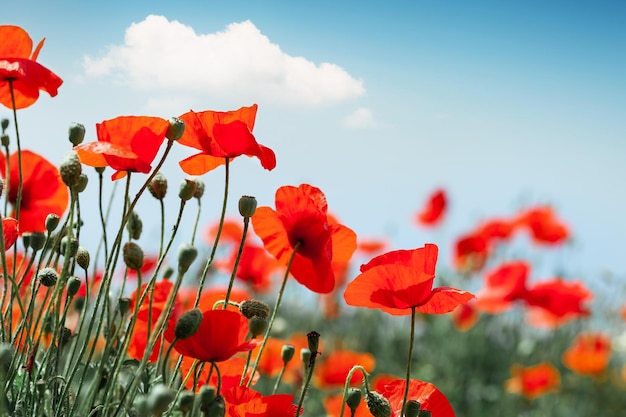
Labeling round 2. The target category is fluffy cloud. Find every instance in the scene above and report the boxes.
[83,15,365,106]
[342,107,378,129]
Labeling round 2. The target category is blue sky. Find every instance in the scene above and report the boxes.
[3,1,626,286]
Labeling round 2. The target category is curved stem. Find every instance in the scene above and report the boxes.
[338,365,370,417]
[400,306,417,417]
[246,241,301,387]
[223,217,249,309]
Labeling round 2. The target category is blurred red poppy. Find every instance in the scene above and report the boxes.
[522,278,592,328]
[252,184,357,294]
[515,206,569,245]
[177,104,276,175]
[562,332,611,376]
[474,261,530,314]
[415,188,447,226]
[315,349,375,388]
[451,302,479,332]
[453,218,517,273]
[74,116,170,180]
[168,309,257,362]
[0,150,69,233]
[505,363,560,399]
[380,378,456,417]
[223,386,297,417]
[344,244,474,316]
[0,25,63,109]
[2,218,18,250]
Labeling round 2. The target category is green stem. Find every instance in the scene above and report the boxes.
[338,366,370,417]
[223,217,249,309]
[400,306,417,417]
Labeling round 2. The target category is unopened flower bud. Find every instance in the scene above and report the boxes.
[38,267,58,287]
[346,388,362,412]
[147,384,175,415]
[118,297,131,315]
[0,119,8,131]
[67,276,81,297]
[68,122,86,146]
[166,117,185,141]
[59,236,79,258]
[366,391,391,417]
[60,151,83,188]
[207,396,225,417]
[238,196,257,218]
[193,179,205,199]
[46,214,60,232]
[198,386,215,408]
[249,316,267,337]
[281,344,295,364]
[29,232,46,251]
[178,391,195,413]
[177,243,197,273]
[133,395,149,416]
[418,411,432,417]
[148,171,168,200]
[76,246,90,270]
[75,173,89,193]
[126,211,143,240]
[301,348,311,366]
[178,179,196,201]
[123,242,144,271]
[21,233,31,250]
[239,300,270,319]
[1,134,9,147]
[404,400,421,417]
[174,308,203,339]
[162,266,174,280]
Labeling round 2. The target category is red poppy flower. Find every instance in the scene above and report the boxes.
[415,188,447,226]
[562,332,611,376]
[453,218,517,273]
[74,116,170,180]
[380,378,456,417]
[474,261,530,314]
[0,25,63,109]
[177,104,276,175]
[451,302,479,332]
[344,244,474,316]
[2,218,18,250]
[505,363,560,399]
[252,184,357,294]
[522,278,592,328]
[315,349,375,388]
[168,309,257,362]
[0,150,69,233]
[356,238,388,256]
[223,386,297,417]
[515,206,569,245]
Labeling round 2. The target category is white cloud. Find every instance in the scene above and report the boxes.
[342,107,378,129]
[83,15,365,106]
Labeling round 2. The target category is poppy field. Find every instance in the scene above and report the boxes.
[1,23,625,417]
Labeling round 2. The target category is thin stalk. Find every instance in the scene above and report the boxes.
[223,217,249,309]
[400,306,417,417]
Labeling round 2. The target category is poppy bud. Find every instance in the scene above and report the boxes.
[38,267,58,287]
[238,195,257,218]
[29,232,46,251]
[0,344,13,372]
[418,411,432,417]
[346,388,362,413]
[301,348,311,366]
[68,122,86,146]
[73,297,85,312]
[118,297,131,315]
[206,396,225,417]
[166,117,185,141]
[133,395,149,416]
[0,118,8,131]
[193,178,205,199]
[59,236,79,258]
[178,390,195,413]
[162,266,174,280]
[21,233,31,250]
[67,276,81,298]
[177,243,198,274]
[366,391,391,417]
[174,308,203,339]
[179,179,197,201]
[148,171,168,200]
[307,330,320,357]
[239,300,271,319]
[123,242,144,271]
[75,173,89,193]
[281,344,295,364]
[249,316,267,337]
[147,384,175,415]
[58,327,72,347]
[404,400,421,417]
[46,214,60,232]
[60,151,83,188]
[126,211,143,240]
[1,134,9,147]
[198,386,215,409]
[76,246,90,270]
